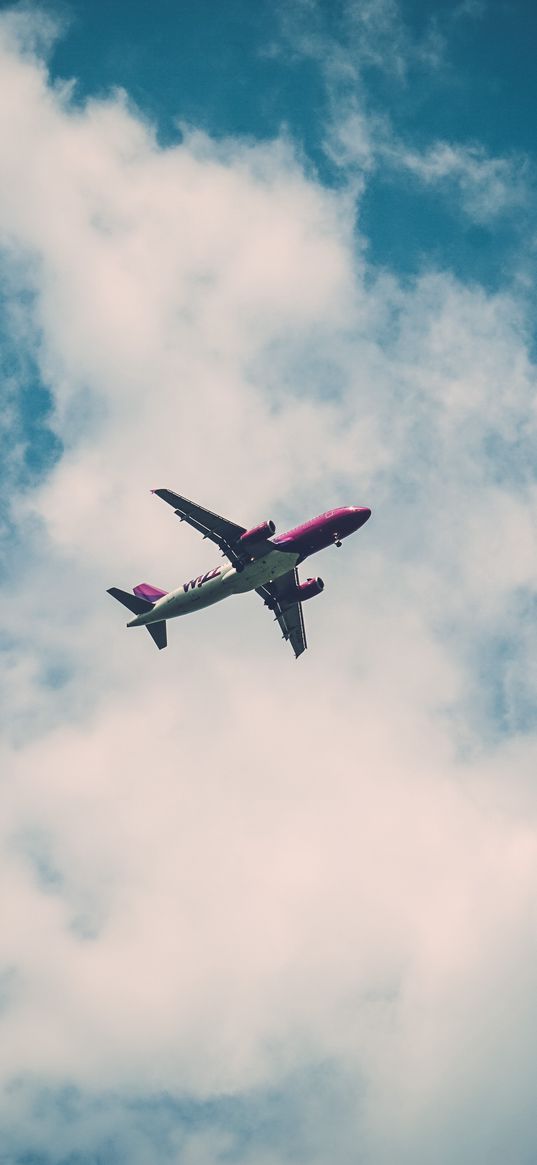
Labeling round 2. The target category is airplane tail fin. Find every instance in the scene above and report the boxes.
[133,583,168,602]
[107,587,168,650]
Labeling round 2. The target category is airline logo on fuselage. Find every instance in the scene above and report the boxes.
[183,567,221,593]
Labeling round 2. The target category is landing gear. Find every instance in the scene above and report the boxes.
[335,539,342,548]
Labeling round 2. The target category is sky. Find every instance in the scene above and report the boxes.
[0,1,537,1161]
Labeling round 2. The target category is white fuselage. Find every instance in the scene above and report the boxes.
[129,548,299,628]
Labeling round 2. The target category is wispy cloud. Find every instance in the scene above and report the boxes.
[322,100,531,226]
[279,1,533,229]
[276,0,446,84]
[386,139,530,222]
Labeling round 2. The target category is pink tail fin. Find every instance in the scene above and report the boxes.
[133,583,168,602]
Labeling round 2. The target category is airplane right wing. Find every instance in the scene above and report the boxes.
[256,569,307,659]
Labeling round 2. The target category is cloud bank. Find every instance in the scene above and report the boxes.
[1,7,537,1162]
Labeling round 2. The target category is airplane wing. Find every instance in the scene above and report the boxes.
[152,488,246,566]
[256,569,307,659]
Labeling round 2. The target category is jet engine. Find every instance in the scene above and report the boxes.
[239,520,276,547]
[296,577,324,601]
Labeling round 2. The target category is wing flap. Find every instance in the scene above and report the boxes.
[152,489,246,563]
[256,568,307,659]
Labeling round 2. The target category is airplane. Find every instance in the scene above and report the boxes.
[107,489,371,658]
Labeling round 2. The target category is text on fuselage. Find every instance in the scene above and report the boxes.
[183,567,221,593]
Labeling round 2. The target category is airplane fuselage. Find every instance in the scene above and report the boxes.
[129,547,299,627]
[128,506,370,629]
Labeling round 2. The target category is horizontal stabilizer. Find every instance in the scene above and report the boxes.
[107,587,153,616]
[146,621,167,650]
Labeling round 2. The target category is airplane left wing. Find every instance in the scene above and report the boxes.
[152,488,246,566]
[256,569,307,659]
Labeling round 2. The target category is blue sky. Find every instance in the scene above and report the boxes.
[45,0,537,286]
[1,2,537,1163]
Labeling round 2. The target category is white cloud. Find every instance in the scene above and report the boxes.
[1,10,537,1162]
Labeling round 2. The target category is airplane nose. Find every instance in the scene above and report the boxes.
[354,506,371,527]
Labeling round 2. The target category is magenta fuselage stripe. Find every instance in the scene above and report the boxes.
[273,506,370,559]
